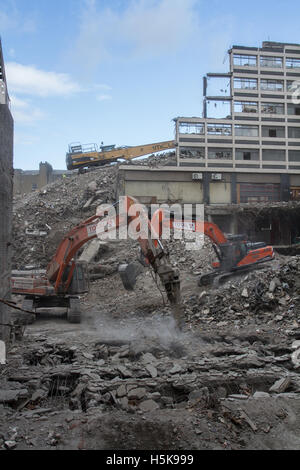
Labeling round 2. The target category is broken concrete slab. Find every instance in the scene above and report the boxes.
[82,196,95,210]
[142,353,157,364]
[30,389,48,402]
[0,389,29,404]
[127,388,147,400]
[241,288,249,298]
[269,278,281,293]
[292,341,300,350]
[269,377,291,394]
[139,399,159,413]
[169,364,182,375]
[253,391,270,398]
[116,384,127,398]
[118,397,129,410]
[291,350,300,369]
[116,366,133,378]
[145,364,158,378]
[228,394,249,400]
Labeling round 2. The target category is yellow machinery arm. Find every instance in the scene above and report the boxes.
[66,140,175,171]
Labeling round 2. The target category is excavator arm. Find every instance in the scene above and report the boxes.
[91,197,184,328]
[46,211,128,292]
[151,208,228,245]
[151,208,274,285]
[13,196,184,328]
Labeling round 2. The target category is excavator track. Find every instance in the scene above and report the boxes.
[198,262,272,288]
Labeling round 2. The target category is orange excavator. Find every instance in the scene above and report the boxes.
[151,210,275,286]
[11,196,184,327]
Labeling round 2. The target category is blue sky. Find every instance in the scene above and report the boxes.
[1,0,300,170]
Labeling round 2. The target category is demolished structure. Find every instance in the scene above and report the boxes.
[118,42,300,245]
[3,39,300,451]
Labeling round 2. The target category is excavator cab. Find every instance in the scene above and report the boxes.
[199,237,273,286]
[49,261,90,295]
[65,262,89,295]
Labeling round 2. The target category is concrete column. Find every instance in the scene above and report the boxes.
[203,172,210,205]
[231,173,237,204]
[280,174,290,202]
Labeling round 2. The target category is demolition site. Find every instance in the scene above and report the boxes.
[1,40,300,451]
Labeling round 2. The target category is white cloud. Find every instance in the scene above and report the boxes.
[6,62,82,97]
[74,0,200,71]
[15,134,40,146]
[10,94,45,124]
[10,95,28,109]
[119,0,200,55]
[6,63,113,123]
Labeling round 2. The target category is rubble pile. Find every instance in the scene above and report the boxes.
[1,317,300,450]
[128,151,176,167]
[1,325,300,414]
[185,256,300,330]
[7,150,300,449]
[11,152,177,270]
[12,165,118,269]
[168,236,216,274]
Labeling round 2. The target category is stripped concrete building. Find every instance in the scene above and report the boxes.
[14,162,72,195]
[118,42,300,245]
[0,40,13,341]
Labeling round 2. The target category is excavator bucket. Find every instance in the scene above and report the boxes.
[118,262,144,291]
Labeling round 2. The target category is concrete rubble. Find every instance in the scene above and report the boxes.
[12,164,118,269]
[184,255,300,331]
[1,312,300,449]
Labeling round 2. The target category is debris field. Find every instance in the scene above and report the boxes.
[2,157,300,450]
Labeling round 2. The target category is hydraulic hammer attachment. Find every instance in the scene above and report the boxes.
[118,261,185,330]
[157,264,185,330]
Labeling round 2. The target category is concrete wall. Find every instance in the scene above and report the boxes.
[14,171,40,194]
[0,104,13,342]
[124,180,203,204]
[118,165,300,244]
[118,166,290,205]
[209,182,231,204]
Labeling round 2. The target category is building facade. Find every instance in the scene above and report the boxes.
[0,40,14,342]
[175,41,300,204]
